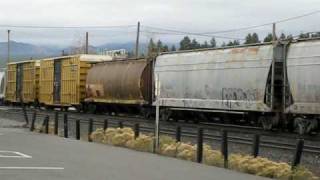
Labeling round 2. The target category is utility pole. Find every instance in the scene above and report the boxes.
[135,21,140,59]
[7,30,11,64]
[272,23,277,42]
[85,32,89,54]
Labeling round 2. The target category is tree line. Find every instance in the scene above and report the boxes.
[147,31,320,56]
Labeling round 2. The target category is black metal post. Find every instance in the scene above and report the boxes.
[54,111,58,135]
[196,128,203,163]
[118,121,123,128]
[292,139,304,169]
[221,130,228,168]
[176,126,181,142]
[64,113,68,138]
[44,115,49,134]
[88,118,93,142]
[30,111,36,131]
[76,120,80,140]
[134,123,140,139]
[103,119,108,130]
[252,134,260,158]
[22,105,29,124]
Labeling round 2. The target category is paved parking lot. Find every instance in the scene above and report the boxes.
[0,120,269,180]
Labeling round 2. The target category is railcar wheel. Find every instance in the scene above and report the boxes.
[294,117,318,135]
[259,115,279,130]
[160,109,172,121]
[75,105,82,113]
[87,104,97,114]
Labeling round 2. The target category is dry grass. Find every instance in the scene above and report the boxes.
[57,127,320,180]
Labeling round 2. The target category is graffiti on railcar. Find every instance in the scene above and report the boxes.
[222,88,257,109]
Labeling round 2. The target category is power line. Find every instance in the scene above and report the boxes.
[202,9,320,34]
[0,24,136,29]
[141,27,245,40]
[144,9,320,37]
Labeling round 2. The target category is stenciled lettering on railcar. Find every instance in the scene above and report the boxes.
[221,88,257,109]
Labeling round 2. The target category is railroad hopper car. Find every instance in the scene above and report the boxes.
[85,58,152,115]
[39,54,112,111]
[285,39,320,133]
[154,39,320,134]
[5,60,40,105]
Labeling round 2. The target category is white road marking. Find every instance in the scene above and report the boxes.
[0,167,64,170]
[0,151,32,158]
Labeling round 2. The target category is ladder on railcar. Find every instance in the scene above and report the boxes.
[266,42,288,112]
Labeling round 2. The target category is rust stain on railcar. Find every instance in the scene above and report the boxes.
[85,59,151,105]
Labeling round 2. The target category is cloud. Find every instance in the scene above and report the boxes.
[0,0,319,45]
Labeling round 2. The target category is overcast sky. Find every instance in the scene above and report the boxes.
[0,0,319,46]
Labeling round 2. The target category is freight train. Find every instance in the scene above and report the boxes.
[4,38,320,134]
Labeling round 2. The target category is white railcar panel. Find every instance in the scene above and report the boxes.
[154,45,273,112]
[286,40,320,114]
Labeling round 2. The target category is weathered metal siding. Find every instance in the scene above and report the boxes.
[5,61,39,103]
[154,45,274,112]
[39,59,54,105]
[5,63,17,102]
[39,55,111,106]
[85,59,150,105]
[61,57,79,105]
[286,40,320,114]
[22,61,39,103]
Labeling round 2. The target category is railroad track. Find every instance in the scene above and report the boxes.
[2,106,320,155]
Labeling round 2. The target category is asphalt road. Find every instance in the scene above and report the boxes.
[0,121,269,180]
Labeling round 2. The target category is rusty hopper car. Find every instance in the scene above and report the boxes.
[5,60,40,104]
[154,39,320,134]
[39,54,112,110]
[85,59,152,114]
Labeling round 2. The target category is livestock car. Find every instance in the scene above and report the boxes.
[153,38,320,134]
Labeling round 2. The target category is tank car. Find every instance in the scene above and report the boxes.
[85,58,153,115]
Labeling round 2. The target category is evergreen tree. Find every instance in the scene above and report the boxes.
[227,41,234,46]
[287,34,293,41]
[148,38,157,57]
[191,39,200,49]
[163,45,169,52]
[221,42,226,47]
[233,40,240,45]
[251,33,260,43]
[263,33,273,42]
[244,33,253,44]
[179,36,192,50]
[201,41,209,48]
[170,45,176,51]
[210,37,216,48]
[156,40,163,53]
[279,33,286,40]
[245,33,260,44]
